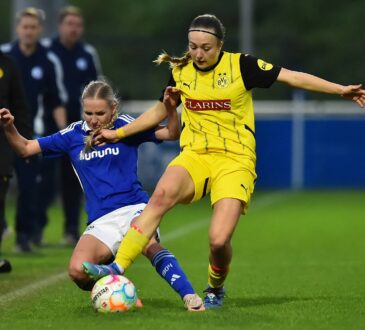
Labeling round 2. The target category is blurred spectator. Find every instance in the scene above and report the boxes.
[0,50,30,270]
[1,7,67,252]
[42,6,102,245]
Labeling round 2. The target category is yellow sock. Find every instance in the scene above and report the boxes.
[115,226,149,270]
[208,264,230,288]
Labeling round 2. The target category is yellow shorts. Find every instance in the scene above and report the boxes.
[168,149,257,213]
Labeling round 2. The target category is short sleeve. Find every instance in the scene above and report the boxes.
[37,132,69,158]
[158,72,177,102]
[240,54,281,90]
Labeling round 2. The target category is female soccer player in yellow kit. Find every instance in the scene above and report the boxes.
[83,14,365,309]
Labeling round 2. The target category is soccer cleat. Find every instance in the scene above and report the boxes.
[135,297,143,308]
[183,293,205,312]
[203,286,225,309]
[0,259,12,273]
[82,262,123,280]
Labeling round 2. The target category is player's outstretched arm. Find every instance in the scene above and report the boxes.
[93,101,169,145]
[0,108,41,157]
[277,68,365,108]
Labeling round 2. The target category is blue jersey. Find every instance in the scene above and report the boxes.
[0,41,66,136]
[37,115,161,224]
[42,37,101,124]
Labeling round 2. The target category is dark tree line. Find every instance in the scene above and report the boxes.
[1,0,363,100]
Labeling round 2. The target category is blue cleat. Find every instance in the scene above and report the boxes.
[203,286,225,309]
[82,262,123,280]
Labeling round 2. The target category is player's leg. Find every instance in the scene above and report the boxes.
[109,164,196,273]
[203,154,256,308]
[143,237,204,311]
[68,234,112,290]
[204,198,242,308]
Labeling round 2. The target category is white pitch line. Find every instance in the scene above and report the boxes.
[0,272,68,306]
[0,191,293,305]
[162,220,208,242]
[162,190,295,242]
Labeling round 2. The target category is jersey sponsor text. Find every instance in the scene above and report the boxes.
[80,147,119,161]
[185,98,231,111]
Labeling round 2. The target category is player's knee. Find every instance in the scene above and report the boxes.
[68,262,90,290]
[209,236,229,253]
[149,186,176,212]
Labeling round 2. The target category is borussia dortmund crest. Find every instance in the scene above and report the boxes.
[257,59,273,71]
[216,72,229,88]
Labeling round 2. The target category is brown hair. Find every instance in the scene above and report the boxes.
[154,14,225,69]
[153,51,191,69]
[81,80,119,155]
[16,7,45,25]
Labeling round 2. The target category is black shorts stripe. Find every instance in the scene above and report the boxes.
[244,124,255,137]
[202,177,209,199]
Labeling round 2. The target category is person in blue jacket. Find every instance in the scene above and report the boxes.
[1,7,66,252]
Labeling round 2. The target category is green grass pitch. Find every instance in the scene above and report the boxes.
[0,190,364,329]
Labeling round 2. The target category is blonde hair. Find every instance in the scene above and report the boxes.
[16,7,45,24]
[58,5,83,23]
[81,80,119,155]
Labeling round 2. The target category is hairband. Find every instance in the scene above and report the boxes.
[188,29,221,40]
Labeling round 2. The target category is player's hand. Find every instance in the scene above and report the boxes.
[92,128,119,146]
[341,84,365,108]
[0,108,14,127]
[163,86,180,111]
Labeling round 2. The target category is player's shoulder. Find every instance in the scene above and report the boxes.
[116,114,136,127]
[59,120,84,136]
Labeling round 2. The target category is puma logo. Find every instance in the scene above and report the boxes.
[182,81,192,89]
[241,184,248,193]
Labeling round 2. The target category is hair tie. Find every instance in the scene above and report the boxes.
[188,29,221,40]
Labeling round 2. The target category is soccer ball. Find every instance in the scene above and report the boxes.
[91,274,138,312]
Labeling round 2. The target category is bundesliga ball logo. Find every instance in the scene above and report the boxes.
[91,275,138,312]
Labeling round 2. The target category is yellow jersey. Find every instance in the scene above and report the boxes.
[170,51,280,156]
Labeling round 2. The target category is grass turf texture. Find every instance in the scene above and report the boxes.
[0,190,364,329]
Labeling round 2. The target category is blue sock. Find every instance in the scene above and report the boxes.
[151,249,195,299]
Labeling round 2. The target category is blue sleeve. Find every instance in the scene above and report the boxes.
[37,131,69,158]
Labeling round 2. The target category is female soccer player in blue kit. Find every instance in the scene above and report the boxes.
[82,14,365,310]
[0,80,204,311]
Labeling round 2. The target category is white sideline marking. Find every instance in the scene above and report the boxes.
[162,221,208,242]
[0,191,293,304]
[162,191,294,242]
[0,272,68,306]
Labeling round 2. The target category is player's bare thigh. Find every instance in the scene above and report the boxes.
[69,234,113,272]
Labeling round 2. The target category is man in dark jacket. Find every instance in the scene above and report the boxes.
[0,50,31,272]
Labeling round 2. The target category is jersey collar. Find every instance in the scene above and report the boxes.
[193,51,224,72]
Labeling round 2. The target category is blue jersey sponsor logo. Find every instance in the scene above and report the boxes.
[80,147,120,161]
